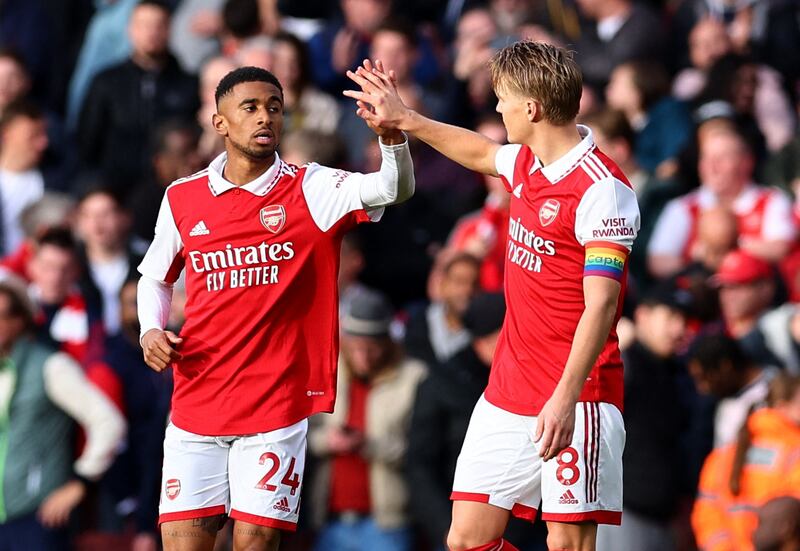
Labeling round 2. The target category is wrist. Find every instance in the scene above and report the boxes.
[379,130,405,145]
[400,109,421,133]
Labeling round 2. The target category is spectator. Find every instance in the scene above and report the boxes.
[219,0,262,57]
[405,252,480,369]
[77,0,199,197]
[271,32,340,135]
[573,0,667,91]
[27,228,96,364]
[758,304,800,375]
[341,18,447,165]
[307,0,392,94]
[597,284,693,551]
[196,55,237,163]
[753,496,800,551]
[673,18,794,154]
[449,8,498,125]
[447,114,510,293]
[692,374,800,551]
[709,249,789,372]
[92,278,171,550]
[0,100,51,255]
[407,293,541,550]
[74,188,143,337]
[339,232,372,319]
[128,119,203,243]
[280,129,347,167]
[605,61,693,178]
[0,193,75,281]
[0,0,53,104]
[688,334,777,446]
[648,129,796,278]
[66,0,137,130]
[0,50,31,118]
[697,52,794,157]
[170,0,226,73]
[234,35,274,71]
[308,290,427,551]
[0,277,125,550]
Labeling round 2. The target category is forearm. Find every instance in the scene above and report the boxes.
[359,135,415,207]
[739,238,792,262]
[137,276,173,339]
[44,354,127,479]
[401,110,500,175]
[556,300,618,401]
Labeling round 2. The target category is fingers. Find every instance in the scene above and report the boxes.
[356,65,389,92]
[342,89,371,103]
[164,331,184,345]
[538,423,555,460]
[345,69,379,93]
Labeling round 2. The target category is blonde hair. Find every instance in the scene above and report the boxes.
[489,40,582,125]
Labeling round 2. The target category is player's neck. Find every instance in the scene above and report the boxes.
[524,124,582,168]
[223,152,276,186]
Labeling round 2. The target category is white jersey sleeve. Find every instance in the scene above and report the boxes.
[302,138,414,233]
[574,178,640,250]
[495,144,523,192]
[762,189,798,241]
[647,198,691,256]
[137,191,184,283]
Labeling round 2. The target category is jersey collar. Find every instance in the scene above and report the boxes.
[207,151,283,196]
[529,124,595,184]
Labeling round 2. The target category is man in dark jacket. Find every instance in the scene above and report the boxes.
[407,293,542,550]
[598,284,694,551]
[76,0,198,198]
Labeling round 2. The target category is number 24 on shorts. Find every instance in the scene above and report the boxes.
[255,452,301,495]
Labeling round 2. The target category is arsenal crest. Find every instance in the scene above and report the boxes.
[260,205,286,234]
[165,478,181,500]
[539,199,560,227]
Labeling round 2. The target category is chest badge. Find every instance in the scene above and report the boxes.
[260,205,286,234]
[539,199,560,227]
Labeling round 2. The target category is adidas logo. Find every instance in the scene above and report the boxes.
[559,489,579,505]
[189,221,210,236]
[273,497,291,513]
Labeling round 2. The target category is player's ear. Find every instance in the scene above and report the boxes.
[212,112,228,137]
[527,99,543,123]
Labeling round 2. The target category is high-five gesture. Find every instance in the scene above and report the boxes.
[343,59,409,143]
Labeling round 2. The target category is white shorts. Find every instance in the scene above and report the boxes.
[451,395,624,525]
[159,419,308,531]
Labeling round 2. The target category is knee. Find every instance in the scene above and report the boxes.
[546,531,593,551]
[446,528,492,551]
[233,525,281,551]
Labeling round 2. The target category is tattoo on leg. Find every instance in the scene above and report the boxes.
[191,515,226,535]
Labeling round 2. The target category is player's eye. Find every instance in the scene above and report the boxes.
[268,107,280,114]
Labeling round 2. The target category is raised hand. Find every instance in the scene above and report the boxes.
[343,59,409,142]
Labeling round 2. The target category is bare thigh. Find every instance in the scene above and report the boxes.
[447,500,511,550]
[232,520,281,551]
[162,515,227,551]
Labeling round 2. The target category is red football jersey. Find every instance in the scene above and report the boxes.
[138,152,383,435]
[484,126,640,416]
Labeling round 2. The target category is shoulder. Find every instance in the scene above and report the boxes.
[165,168,211,197]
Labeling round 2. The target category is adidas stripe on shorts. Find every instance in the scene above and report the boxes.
[158,419,307,531]
[451,394,624,524]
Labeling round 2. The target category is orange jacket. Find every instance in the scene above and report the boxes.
[692,408,800,551]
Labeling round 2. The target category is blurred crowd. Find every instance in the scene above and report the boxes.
[2,0,800,550]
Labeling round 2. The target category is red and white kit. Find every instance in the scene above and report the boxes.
[138,139,412,529]
[648,184,796,261]
[451,125,639,525]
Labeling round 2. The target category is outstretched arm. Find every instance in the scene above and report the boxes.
[344,59,501,176]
